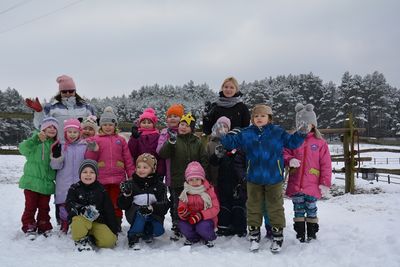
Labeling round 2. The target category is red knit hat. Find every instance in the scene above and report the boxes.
[56,75,76,91]
[166,104,184,118]
[139,108,158,124]
[185,161,205,181]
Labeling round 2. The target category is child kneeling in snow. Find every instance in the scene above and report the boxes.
[118,153,169,249]
[178,161,220,247]
[66,159,118,251]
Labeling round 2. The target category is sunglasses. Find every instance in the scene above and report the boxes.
[60,90,75,94]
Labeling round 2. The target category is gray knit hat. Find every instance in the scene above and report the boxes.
[99,106,118,126]
[295,103,317,129]
[79,159,99,179]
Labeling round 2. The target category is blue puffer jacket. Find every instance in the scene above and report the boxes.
[221,124,305,185]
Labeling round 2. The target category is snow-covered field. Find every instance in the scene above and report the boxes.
[1,144,400,267]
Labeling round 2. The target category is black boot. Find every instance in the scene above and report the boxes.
[270,227,284,253]
[294,221,306,243]
[128,235,140,250]
[306,222,319,241]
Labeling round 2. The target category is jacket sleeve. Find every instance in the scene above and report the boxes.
[158,140,175,159]
[156,129,168,154]
[18,132,41,156]
[202,104,216,135]
[281,129,306,150]
[200,186,220,220]
[241,104,251,128]
[221,132,243,151]
[283,148,295,166]
[319,141,332,188]
[127,137,138,161]
[199,142,209,171]
[65,185,84,220]
[177,200,188,220]
[117,191,134,210]
[121,138,135,177]
[152,182,170,216]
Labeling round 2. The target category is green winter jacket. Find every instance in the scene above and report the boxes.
[159,133,208,188]
[19,132,56,195]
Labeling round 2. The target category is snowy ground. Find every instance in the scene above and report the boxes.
[0,144,400,267]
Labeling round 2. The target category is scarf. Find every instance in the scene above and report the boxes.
[215,95,243,108]
[61,96,77,108]
[139,127,159,136]
[179,182,212,210]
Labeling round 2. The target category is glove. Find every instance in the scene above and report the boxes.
[319,185,330,198]
[188,212,202,225]
[178,206,190,219]
[228,128,241,135]
[25,97,43,112]
[289,158,301,168]
[81,205,100,222]
[51,142,62,158]
[131,125,141,139]
[167,128,177,144]
[87,141,98,151]
[297,121,311,135]
[120,180,133,195]
[214,144,226,158]
[138,205,153,216]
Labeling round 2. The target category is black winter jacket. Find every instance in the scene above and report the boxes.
[66,181,118,235]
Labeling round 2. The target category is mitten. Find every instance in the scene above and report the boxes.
[138,205,153,216]
[131,125,141,139]
[289,158,301,168]
[86,141,98,151]
[51,142,62,158]
[319,185,330,198]
[178,206,190,219]
[81,205,100,222]
[214,144,226,158]
[120,180,133,195]
[167,128,177,144]
[188,212,202,225]
[25,97,43,112]
[227,128,241,135]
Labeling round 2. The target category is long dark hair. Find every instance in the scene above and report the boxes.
[54,93,86,104]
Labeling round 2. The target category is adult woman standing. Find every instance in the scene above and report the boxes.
[202,77,250,135]
[25,75,95,142]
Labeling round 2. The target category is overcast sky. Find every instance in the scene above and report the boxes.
[1,0,399,99]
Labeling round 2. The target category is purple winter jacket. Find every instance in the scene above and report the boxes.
[156,128,177,186]
[51,140,87,204]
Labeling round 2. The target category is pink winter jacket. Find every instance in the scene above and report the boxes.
[178,180,220,228]
[85,134,135,185]
[284,132,332,199]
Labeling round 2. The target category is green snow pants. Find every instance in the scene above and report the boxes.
[71,216,117,248]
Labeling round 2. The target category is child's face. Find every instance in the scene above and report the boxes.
[80,167,96,185]
[187,177,203,187]
[44,125,57,138]
[66,128,80,142]
[82,126,96,139]
[101,123,115,135]
[167,114,181,128]
[140,119,154,129]
[253,113,270,127]
[178,122,191,135]
[136,162,153,178]
[222,81,237,98]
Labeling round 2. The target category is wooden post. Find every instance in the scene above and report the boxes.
[343,113,355,194]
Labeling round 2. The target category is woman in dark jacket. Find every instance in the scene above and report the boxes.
[203,76,250,135]
[66,159,118,251]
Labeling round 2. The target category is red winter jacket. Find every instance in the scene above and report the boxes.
[85,134,135,185]
[284,132,332,199]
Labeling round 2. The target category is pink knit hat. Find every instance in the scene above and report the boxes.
[56,75,76,91]
[185,161,206,181]
[139,108,158,125]
[216,116,231,130]
[63,118,81,131]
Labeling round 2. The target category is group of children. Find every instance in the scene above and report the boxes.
[19,78,332,254]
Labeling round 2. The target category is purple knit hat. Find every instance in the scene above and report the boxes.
[40,116,59,131]
[216,116,231,130]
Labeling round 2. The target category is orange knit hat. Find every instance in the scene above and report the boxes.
[166,104,184,118]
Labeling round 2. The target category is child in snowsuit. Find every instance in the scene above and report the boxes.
[50,118,87,234]
[118,153,169,249]
[159,113,208,240]
[85,106,135,231]
[206,116,247,237]
[221,104,307,253]
[284,103,332,242]
[19,116,59,239]
[81,115,98,139]
[66,159,118,251]
[128,108,165,176]
[178,161,220,247]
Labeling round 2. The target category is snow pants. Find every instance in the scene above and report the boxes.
[103,184,123,219]
[21,189,52,233]
[179,219,216,242]
[128,211,165,238]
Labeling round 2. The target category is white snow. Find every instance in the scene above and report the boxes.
[1,145,400,267]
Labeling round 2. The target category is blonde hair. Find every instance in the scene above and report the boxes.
[221,76,239,93]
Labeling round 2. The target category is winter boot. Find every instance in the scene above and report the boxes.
[265,224,273,239]
[75,236,93,252]
[270,227,284,254]
[205,240,215,248]
[170,224,182,241]
[184,239,194,246]
[25,229,37,241]
[217,226,233,237]
[306,217,319,241]
[248,226,261,252]
[128,235,141,250]
[293,218,306,243]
